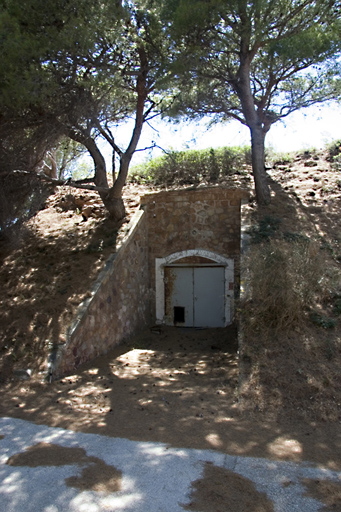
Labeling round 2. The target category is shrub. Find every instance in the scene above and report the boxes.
[265,148,295,167]
[324,139,341,170]
[248,215,282,243]
[129,146,251,186]
[241,237,331,335]
[331,154,341,172]
[326,139,341,159]
[309,312,336,329]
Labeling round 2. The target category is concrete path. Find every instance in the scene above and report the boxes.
[0,417,340,512]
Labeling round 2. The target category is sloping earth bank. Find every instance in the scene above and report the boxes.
[0,148,340,480]
[0,324,340,475]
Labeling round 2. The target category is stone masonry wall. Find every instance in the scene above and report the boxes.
[52,210,150,377]
[141,187,248,320]
[52,186,247,377]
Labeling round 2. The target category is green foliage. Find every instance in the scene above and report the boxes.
[330,143,341,171]
[0,0,177,220]
[163,0,341,126]
[67,159,93,181]
[326,139,341,159]
[309,312,336,329]
[0,0,124,175]
[265,148,295,167]
[54,139,90,180]
[332,157,341,172]
[248,215,282,243]
[160,0,341,204]
[248,215,310,245]
[129,146,250,185]
[0,0,117,109]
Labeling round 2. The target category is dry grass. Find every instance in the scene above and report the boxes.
[239,146,341,421]
[241,237,332,335]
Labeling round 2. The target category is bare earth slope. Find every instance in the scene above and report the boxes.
[0,183,151,380]
[0,147,340,475]
[239,147,341,423]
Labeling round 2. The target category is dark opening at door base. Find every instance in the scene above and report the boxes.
[173,306,185,324]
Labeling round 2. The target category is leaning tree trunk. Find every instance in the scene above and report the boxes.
[98,153,132,222]
[65,46,148,222]
[74,132,126,222]
[250,124,271,205]
[236,55,272,206]
[100,51,148,222]
[100,188,126,222]
[87,140,125,220]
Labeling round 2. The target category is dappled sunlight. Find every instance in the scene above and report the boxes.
[215,415,238,423]
[0,325,340,471]
[240,166,341,424]
[267,437,303,460]
[114,349,157,379]
[0,187,141,380]
[205,433,224,449]
[226,440,261,455]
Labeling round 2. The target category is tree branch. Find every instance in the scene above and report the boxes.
[12,170,109,193]
[94,120,123,156]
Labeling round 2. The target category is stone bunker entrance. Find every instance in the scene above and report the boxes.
[144,187,248,332]
[52,186,248,377]
[155,250,234,328]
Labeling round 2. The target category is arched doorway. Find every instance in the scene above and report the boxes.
[155,250,234,327]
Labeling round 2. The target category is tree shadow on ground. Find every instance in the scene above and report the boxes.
[0,216,120,380]
[260,172,340,256]
[0,170,340,472]
[0,324,340,471]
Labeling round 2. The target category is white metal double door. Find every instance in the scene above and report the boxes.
[165,266,225,327]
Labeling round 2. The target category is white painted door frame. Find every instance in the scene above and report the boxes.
[155,249,234,327]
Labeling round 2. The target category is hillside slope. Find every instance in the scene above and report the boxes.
[0,145,340,422]
[240,146,341,421]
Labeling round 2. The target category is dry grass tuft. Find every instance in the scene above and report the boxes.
[241,237,333,337]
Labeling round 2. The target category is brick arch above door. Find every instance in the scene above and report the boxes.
[155,249,234,327]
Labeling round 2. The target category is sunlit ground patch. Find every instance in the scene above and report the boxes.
[268,436,302,459]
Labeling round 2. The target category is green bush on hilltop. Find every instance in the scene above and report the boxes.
[129,146,251,186]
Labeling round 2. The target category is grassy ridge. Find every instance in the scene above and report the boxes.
[129,146,251,185]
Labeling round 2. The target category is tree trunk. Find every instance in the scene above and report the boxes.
[64,45,149,223]
[100,153,131,221]
[67,130,126,221]
[97,154,132,221]
[250,124,271,205]
[99,187,126,221]
[236,53,271,206]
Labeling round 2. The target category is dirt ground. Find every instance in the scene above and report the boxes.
[0,183,152,380]
[0,147,341,506]
[238,147,341,425]
[0,325,340,475]
[182,463,275,512]
[7,441,123,494]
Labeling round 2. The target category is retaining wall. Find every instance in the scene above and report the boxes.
[51,186,248,378]
[52,209,150,377]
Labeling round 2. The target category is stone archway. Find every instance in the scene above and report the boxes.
[155,249,234,327]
